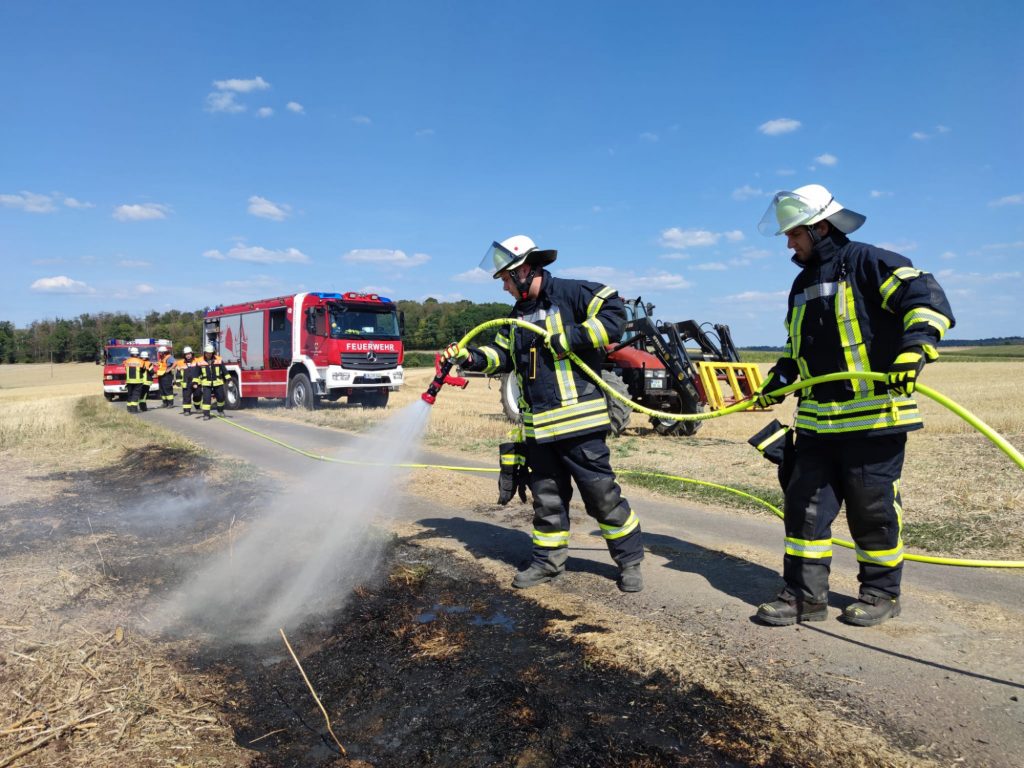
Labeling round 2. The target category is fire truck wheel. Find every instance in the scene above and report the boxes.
[287,373,317,410]
[104,393,117,402]
[366,389,389,408]
[224,376,243,410]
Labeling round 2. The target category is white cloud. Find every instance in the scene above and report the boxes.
[213,76,271,93]
[940,251,957,261]
[256,107,273,118]
[911,125,952,141]
[1,191,57,213]
[205,91,245,113]
[989,194,1024,207]
[911,131,930,141]
[63,197,94,209]
[726,289,789,302]
[30,275,94,294]
[559,266,692,292]
[248,195,291,221]
[758,118,801,136]
[981,240,1024,251]
[358,285,396,296]
[639,132,659,143]
[351,115,372,125]
[815,153,838,166]
[113,203,170,221]
[776,168,796,176]
[341,249,430,267]
[693,262,728,271]
[875,240,918,253]
[135,283,155,294]
[870,190,893,198]
[118,259,151,268]
[204,244,310,264]
[286,101,305,114]
[732,185,764,201]
[659,227,742,249]
[453,267,491,284]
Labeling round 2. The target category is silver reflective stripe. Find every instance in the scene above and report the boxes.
[794,281,838,306]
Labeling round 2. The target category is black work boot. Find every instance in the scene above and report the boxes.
[127,405,138,414]
[617,562,643,593]
[202,413,211,421]
[513,549,567,589]
[756,591,827,626]
[841,593,901,627]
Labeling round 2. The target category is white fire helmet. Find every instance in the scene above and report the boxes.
[140,351,150,359]
[758,184,866,236]
[157,345,168,353]
[204,344,215,354]
[479,234,558,278]
[182,346,193,355]
[129,346,140,356]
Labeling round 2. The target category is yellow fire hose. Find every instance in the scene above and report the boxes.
[213,316,1024,569]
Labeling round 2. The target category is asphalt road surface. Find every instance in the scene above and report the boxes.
[145,404,1024,767]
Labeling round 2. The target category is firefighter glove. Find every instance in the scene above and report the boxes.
[886,346,926,396]
[442,342,469,363]
[546,331,571,360]
[754,363,793,408]
[497,441,528,505]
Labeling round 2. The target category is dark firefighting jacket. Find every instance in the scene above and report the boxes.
[465,270,625,443]
[778,233,955,437]
[176,356,201,387]
[197,355,227,386]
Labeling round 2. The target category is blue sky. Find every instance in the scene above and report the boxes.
[2,1,1021,345]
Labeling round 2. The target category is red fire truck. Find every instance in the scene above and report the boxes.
[203,292,404,410]
[101,337,173,401]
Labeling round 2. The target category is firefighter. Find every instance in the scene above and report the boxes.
[444,235,645,593]
[752,184,955,627]
[123,346,145,414]
[154,345,176,408]
[198,343,227,421]
[176,346,202,415]
[137,351,153,412]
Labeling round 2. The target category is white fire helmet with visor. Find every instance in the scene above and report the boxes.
[479,235,558,278]
[182,346,193,355]
[157,345,168,353]
[140,351,150,359]
[758,184,866,236]
[204,344,215,354]
[129,346,140,356]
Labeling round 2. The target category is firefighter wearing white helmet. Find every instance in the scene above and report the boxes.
[752,185,955,628]
[123,347,146,414]
[153,345,177,408]
[197,343,227,420]
[175,345,202,415]
[136,351,153,412]
[445,235,645,593]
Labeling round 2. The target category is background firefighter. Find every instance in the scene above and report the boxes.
[123,346,145,414]
[445,235,645,593]
[197,343,227,421]
[752,184,955,628]
[175,346,202,415]
[137,351,153,411]
[154,345,176,408]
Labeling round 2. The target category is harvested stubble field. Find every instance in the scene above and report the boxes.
[1,360,1021,767]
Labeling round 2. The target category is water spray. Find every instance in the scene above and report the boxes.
[421,354,468,405]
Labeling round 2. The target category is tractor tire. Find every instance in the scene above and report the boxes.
[500,373,523,423]
[650,391,704,436]
[287,373,317,410]
[601,370,632,437]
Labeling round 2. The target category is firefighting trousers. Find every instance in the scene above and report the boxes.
[125,382,145,410]
[180,378,201,411]
[526,433,643,568]
[157,373,175,404]
[201,384,225,413]
[782,433,907,603]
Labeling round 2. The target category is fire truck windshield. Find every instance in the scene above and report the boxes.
[328,304,400,339]
[106,346,159,364]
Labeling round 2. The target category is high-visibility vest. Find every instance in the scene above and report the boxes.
[124,355,145,384]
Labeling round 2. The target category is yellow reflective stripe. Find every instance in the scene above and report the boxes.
[528,398,608,426]
[479,346,502,374]
[795,397,921,433]
[546,312,578,404]
[581,316,610,348]
[586,286,614,318]
[495,331,511,351]
[787,304,805,359]
[856,543,904,567]
[756,427,789,453]
[532,530,570,548]
[879,267,922,310]
[903,307,951,338]
[921,343,939,362]
[835,281,872,398]
[600,510,639,540]
[785,536,833,559]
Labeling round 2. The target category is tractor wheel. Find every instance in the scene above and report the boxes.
[499,373,523,423]
[601,370,632,437]
[287,373,317,410]
[650,391,703,436]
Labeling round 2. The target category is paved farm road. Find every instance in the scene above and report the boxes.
[147,405,1024,768]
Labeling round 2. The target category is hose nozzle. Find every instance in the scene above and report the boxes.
[421,355,469,405]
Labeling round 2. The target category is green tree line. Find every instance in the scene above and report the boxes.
[0,299,513,363]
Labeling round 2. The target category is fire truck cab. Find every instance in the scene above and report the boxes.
[203,292,404,410]
[101,338,173,401]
